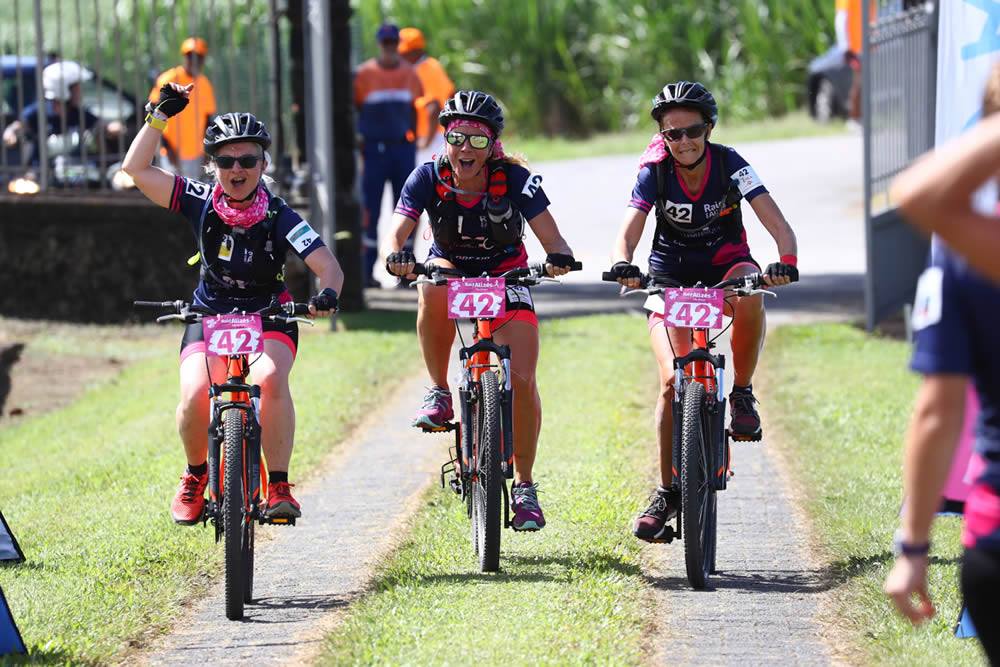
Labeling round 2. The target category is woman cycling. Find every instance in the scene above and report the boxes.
[605,81,798,542]
[123,83,344,524]
[384,90,577,531]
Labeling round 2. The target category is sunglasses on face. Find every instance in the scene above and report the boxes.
[445,130,491,150]
[214,154,261,169]
[660,123,709,142]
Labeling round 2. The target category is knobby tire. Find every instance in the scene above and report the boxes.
[474,371,503,572]
[223,408,247,620]
[680,382,717,590]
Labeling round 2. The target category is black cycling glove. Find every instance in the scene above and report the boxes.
[309,287,339,313]
[385,250,416,276]
[609,261,641,281]
[545,253,577,270]
[149,83,190,118]
[763,262,799,283]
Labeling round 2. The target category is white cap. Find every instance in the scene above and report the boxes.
[42,61,92,101]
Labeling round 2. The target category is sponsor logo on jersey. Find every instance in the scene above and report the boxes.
[521,173,543,198]
[185,179,211,200]
[286,221,319,253]
[218,234,234,262]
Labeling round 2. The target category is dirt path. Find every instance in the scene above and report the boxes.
[137,372,450,666]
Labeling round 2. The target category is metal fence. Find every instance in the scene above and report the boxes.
[863,0,937,329]
[0,0,291,196]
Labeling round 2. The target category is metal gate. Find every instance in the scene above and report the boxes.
[863,0,938,330]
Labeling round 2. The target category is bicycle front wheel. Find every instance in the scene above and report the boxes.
[472,371,503,573]
[222,408,247,620]
[680,382,717,590]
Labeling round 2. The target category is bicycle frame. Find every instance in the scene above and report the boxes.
[206,353,271,534]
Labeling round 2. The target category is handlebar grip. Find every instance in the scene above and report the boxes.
[569,261,583,271]
[292,303,311,315]
[134,300,171,308]
[601,272,617,282]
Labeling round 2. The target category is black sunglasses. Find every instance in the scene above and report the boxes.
[214,154,262,169]
[660,123,709,142]
[445,130,491,150]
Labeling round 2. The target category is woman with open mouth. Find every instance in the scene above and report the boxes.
[122,82,344,526]
[384,90,578,532]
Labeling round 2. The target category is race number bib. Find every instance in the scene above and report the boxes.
[202,313,264,357]
[661,288,725,329]
[447,277,506,320]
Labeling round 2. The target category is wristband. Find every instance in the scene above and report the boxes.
[780,254,798,267]
[145,113,167,132]
[893,529,930,557]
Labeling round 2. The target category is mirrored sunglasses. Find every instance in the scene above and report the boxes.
[660,123,709,142]
[214,154,261,169]
[445,130,491,150]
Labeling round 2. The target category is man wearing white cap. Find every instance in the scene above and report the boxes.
[2,60,122,168]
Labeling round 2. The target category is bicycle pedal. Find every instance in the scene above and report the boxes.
[418,422,457,433]
[261,516,297,526]
[728,428,762,443]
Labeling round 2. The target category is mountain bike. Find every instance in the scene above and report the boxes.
[414,260,581,572]
[601,271,775,589]
[135,298,312,620]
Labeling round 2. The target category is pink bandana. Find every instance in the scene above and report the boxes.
[445,119,506,160]
[638,132,668,170]
[212,183,269,229]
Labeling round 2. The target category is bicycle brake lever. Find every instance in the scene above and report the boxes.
[156,313,186,323]
[535,276,561,284]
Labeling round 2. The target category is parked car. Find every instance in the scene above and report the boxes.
[1,55,140,189]
[807,46,853,123]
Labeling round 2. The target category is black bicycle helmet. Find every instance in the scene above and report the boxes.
[438,90,505,136]
[204,112,272,154]
[650,81,718,126]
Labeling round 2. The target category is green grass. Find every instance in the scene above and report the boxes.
[319,314,659,665]
[0,310,420,664]
[513,111,847,163]
[759,324,985,666]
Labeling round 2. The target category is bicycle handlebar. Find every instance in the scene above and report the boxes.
[600,271,774,296]
[134,298,314,324]
[411,260,583,287]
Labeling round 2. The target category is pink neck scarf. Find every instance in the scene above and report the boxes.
[638,132,668,170]
[212,183,269,229]
[445,119,506,160]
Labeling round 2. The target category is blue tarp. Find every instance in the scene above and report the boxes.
[0,587,25,655]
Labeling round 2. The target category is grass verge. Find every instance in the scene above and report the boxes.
[318,314,659,665]
[515,111,848,163]
[0,310,420,664]
[759,324,984,666]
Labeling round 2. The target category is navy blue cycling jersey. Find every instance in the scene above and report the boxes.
[169,176,325,312]
[395,161,550,274]
[911,240,1000,488]
[628,143,768,275]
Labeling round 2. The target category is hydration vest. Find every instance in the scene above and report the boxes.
[429,156,525,250]
[194,192,286,296]
[653,143,744,243]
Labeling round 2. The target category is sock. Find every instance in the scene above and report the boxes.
[732,384,753,394]
[269,471,288,484]
[187,461,208,476]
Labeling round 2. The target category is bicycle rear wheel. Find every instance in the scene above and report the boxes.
[680,382,717,590]
[222,408,247,620]
[472,371,503,572]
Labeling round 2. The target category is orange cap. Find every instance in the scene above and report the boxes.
[399,27,425,54]
[181,37,208,57]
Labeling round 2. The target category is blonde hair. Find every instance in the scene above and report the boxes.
[498,153,530,168]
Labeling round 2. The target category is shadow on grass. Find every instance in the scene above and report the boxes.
[335,310,416,333]
[388,550,642,586]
